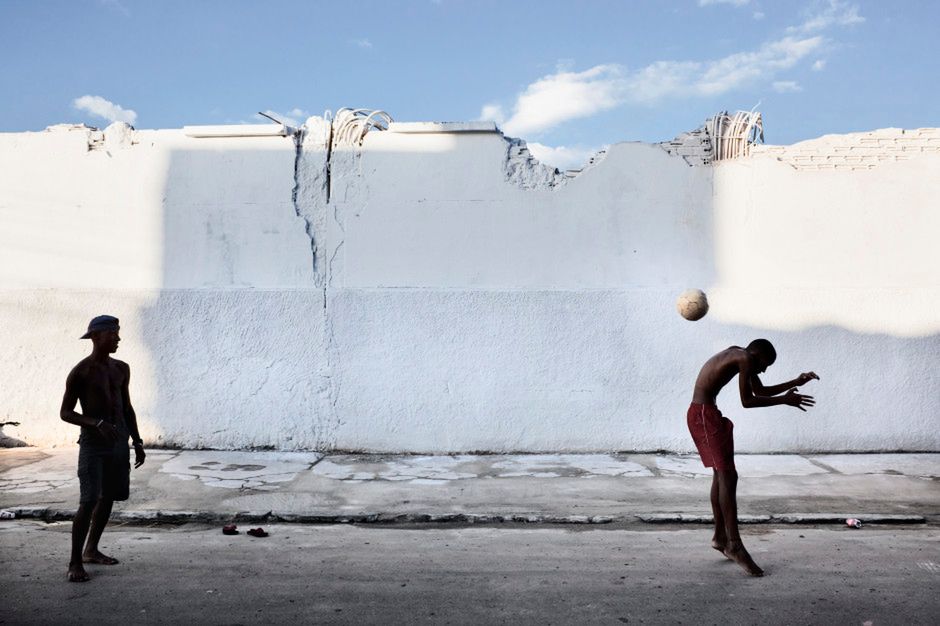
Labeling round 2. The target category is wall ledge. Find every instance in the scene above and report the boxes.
[183,124,294,138]
[387,121,498,134]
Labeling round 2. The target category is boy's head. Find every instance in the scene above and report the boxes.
[81,315,121,353]
[746,339,776,372]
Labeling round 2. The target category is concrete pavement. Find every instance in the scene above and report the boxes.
[3,521,939,625]
[1,448,938,525]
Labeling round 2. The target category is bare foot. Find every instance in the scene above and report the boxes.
[67,563,90,582]
[82,551,119,565]
[723,543,764,577]
[711,538,732,560]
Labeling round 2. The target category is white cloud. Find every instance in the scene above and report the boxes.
[691,36,823,97]
[699,0,750,6]
[500,64,625,136]
[349,38,373,49]
[753,11,765,20]
[72,95,137,125]
[478,103,505,125]
[255,108,309,127]
[812,59,827,71]
[482,0,861,138]
[494,34,822,136]
[526,142,607,170]
[772,80,803,93]
[622,35,822,101]
[788,0,864,34]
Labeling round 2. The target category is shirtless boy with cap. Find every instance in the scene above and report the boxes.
[688,339,818,576]
[60,315,146,582]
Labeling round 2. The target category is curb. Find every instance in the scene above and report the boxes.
[1,507,928,526]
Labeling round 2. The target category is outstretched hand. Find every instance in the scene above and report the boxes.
[784,388,815,411]
[796,371,819,386]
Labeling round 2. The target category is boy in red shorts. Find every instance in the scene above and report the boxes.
[688,339,818,576]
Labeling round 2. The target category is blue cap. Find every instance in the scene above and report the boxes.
[80,315,119,339]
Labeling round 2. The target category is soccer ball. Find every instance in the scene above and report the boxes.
[676,289,709,321]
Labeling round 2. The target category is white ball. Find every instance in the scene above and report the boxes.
[676,288,709,321]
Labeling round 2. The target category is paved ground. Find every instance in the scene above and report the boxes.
[1,449,938,524]
[3,449,938,624]
[1,520,938,625]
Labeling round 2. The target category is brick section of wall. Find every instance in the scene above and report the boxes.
[658,127,713,166]
[753,128,940,170]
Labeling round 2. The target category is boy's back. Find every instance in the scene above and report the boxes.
[691,346,750,405]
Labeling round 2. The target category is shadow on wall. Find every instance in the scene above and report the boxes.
[323,139,717,289]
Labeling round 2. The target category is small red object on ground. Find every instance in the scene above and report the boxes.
[222,524,239,535]
[247,527,269,537]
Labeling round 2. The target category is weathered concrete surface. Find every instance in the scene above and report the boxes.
[0,290,332,449]
[1,521,938,625]
[2,449,937,523]
[2,123,938,452]
[325,289,940,452]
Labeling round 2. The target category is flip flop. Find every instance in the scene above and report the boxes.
[246,527,269,537]
[222,524,239,535]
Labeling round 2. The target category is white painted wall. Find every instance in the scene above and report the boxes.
[326,136,713,289]
[0,123,328,448]
[1,121,937,452]
[0,125,313,289]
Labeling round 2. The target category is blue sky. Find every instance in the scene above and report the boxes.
[2,0,938,167]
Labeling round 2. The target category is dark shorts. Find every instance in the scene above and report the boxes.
[687,403,735,470]
[77,443,130,503]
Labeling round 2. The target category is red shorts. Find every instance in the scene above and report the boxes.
[687,403,735,470]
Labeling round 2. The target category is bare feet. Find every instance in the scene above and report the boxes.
[711,538,732,560]
[723,542,764,577]
[82,550,119,565]
[67,563,90,582]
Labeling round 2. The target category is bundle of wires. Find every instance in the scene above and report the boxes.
[330,108,393,147]
[708,110,764,161]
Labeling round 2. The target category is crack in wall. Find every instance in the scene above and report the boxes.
[327,241,344,289]
[290,116,338,290]
[291,128,320,282]
[290,117,342,450]
[327,195,349,289]
[324,304,342,450]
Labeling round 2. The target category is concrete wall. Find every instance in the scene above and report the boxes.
[1,120,937,452]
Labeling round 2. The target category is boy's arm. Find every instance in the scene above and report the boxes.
[120,362,146,468]
[751,372,820,397]
[60,369,120,439]
[739,361,815,411]
[60,370,90,426]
